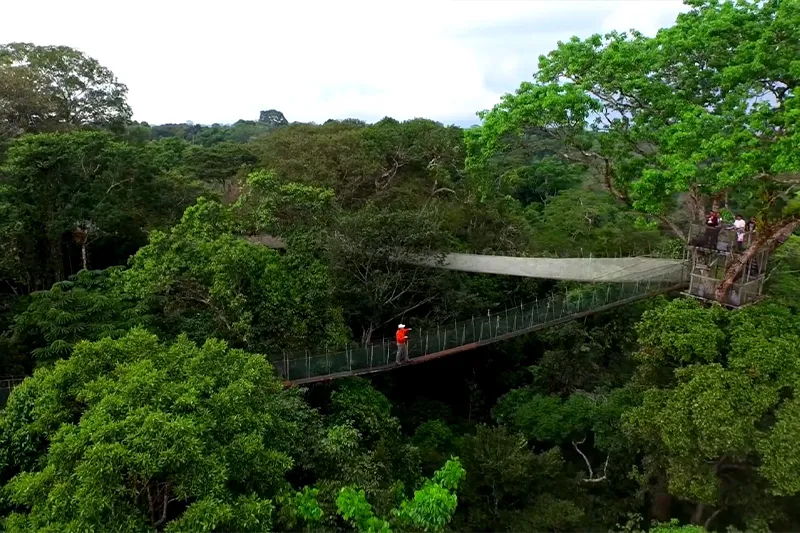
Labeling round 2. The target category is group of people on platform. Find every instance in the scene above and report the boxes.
[702,210,756,251]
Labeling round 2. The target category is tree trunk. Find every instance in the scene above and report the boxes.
[650,476,672,522]
[50,239,64,282]
[361,324,375,345]
[691,503,705,525]
[81,241,88,271]
[661,216,687,241]
[714,219,800,302]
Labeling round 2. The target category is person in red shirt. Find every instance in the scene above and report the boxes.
[396,324,411,364]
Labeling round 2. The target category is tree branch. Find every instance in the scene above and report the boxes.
[704,507,724,529]
[572,438,609,483]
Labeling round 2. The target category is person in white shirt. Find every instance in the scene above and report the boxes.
[733,214,747,251]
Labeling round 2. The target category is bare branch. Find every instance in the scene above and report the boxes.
[660,215,687,241]
[572,439,609,483]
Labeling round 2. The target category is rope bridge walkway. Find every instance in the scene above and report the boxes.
[276,271,687,386]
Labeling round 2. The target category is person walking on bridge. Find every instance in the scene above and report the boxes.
[396,324,411,364]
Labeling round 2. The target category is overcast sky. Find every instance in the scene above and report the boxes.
[2,0,687,126]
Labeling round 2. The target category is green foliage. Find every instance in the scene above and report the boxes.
[624,299,800,523]
[635,298,727,366]
[277,486,324,530]
[334,458,465,533]
[527,318,640,395]
[392,458,465,532]
[467,0,800,255]
[616,515,708,533]
[121,198,349,353]
[254,117,464,207]
[131,114,280,146]
[764,235,800,306]
[10,268,144,363]
[337,487,392,533]
[4,7,800,530]
[650,522,707,533]
[412,420,455,474]
[0,130,202,291]
[504,156,583,208]
[164,495,274,533]
[0,42,131,137]
[234,169,337,241]
[494,391,595,444]
[453,425,583,531]
[330,379,399,445]
[0,329,311,530]
[529,188,665,256]
[185,141,257,187]
[326,203,449,340]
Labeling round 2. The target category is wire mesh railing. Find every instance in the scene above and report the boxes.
[0,376,26,408]
[275,270,686,383]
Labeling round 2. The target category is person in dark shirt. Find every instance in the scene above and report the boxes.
[705,210,721,249]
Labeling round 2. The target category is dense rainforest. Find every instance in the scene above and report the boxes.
[2,0,800,531]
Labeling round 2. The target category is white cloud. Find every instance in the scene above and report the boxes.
[1,0,687,125]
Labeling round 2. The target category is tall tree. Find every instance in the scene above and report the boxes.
[120,198,349,354]
[0,43,131,135]
[326,203,448,343]
[466,0,800,301]
[255,118,464,207]
[624,299,800,530]
[0,131,200,291]
[0,329,314,531]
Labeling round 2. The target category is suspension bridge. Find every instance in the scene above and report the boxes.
[1,252,688,404]
[275,254,687,385]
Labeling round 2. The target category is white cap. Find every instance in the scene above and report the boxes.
[398,324,405,328]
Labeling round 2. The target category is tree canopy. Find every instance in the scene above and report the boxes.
[466,0,800,300]
[3,3,800,531]
[0,43,131,137]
